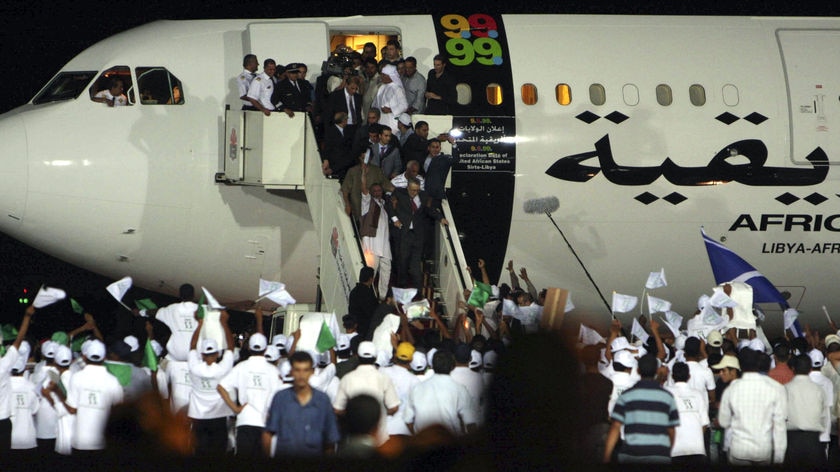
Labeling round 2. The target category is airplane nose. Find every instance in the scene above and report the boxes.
[0,115,28,231]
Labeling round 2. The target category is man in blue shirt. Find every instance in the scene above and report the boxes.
[262,351,340,456]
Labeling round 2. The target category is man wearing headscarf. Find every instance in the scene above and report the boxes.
[372,64,408,134]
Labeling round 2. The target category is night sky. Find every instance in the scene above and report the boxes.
[0,0,838,333]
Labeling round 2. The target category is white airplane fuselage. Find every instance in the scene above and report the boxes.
[2,15,840,332]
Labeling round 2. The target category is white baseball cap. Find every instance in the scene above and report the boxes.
[200,339,220,355]
[248,333,267,352]
[84,340,106,362]
[358,341,376,359]
[410,351,427,372]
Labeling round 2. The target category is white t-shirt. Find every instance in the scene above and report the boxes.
[450,366,485,412]
[165,359,191,412]
[0,346,21,420]
[404,373,477,435]
[333,364,401,444]
[218,355,282,427]
[667,382,710,457]
[35,365,59,439]
[187,350,234,419]
[66,364,124,450]
[53,369,74,455]
[10,376,40,449]
[156,301,199,361]
[380,364,420,436]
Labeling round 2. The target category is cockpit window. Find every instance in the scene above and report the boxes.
[89,66,134,106]
[136,67,184,105]
[32,71,97,105]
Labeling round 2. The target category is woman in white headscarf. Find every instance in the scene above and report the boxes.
[372,64,408,133]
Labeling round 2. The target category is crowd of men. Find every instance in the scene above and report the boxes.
[576,295,840,468]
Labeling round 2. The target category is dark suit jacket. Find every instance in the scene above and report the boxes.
[391,187,442,236]
[272,79,310,111]
[323,88,362,126]
[323,124,354,178]
[424,153,460,200]
[403,133,429,168]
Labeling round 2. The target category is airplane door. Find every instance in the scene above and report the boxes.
[778,29,840,164]
[246,21,329,72]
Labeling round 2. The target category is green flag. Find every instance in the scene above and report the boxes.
[196,293,206,320]
[0,324,18,342]
[143,339,158,372]
[105,361,133,387]
[315,320,336,353]
[71,335,88,353]
[467,282,492,308]
[70,298,85,315]
[135,298,157,310]
[51,331,69,346]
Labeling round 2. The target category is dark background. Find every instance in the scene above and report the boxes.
[0,0,837,336]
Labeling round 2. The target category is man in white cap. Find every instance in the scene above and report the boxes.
[9,344,39,454]
[718,348,787,466]
[187,309,235,456]
[666,362,710,466]
[56,339,124,457]
[0,305,35,453]
[807,348,834,452]
[371,64,407,134]
[217,321,282,458]
[333,340,400,445]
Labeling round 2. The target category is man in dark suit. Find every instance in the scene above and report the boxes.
[391,179,447,289]
[423,139,460,209]
[272,63,311,117]
[321,112,354,180]
[322,76,362,138]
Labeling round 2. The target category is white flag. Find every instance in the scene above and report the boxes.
[564,293,575,313]
[502,299,518,316]
[709,288,738,309]
[701,302,725,325]
[266,289,296,307]
[579,324,605,346]
[647,295,672,314]
[631,318,650,344]
[392,287,418,306]
[201,287,225,310]
[258,278,285,298]
[783,308,799,331]
[664,310,683,330]
[612,292,638,313]
[106,276,132,302]
[33,286,66,308]
[645,268,667,289]
[697,294,711,311]
[660,316,681,337]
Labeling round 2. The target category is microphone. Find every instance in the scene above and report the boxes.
[523,196,560,215]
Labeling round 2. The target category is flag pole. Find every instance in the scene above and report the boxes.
[543,209,612,315]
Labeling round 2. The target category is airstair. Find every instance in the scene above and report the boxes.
[219,109,470,322]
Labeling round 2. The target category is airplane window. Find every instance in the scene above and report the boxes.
[555,84,571,105]
[136,67,184,105]
[589,84,606,106]
[486,83,503,106]
[89,66,134,106]
[722,84,739,106]
[689,84,706,106]
[521,84,537,105]
[456,83,472,105]
[33,71,97,105]
[622,84,639,106]
[656,84,673,106]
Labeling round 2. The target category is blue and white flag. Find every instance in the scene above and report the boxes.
[701,228,787,305]
[701,228,803,337]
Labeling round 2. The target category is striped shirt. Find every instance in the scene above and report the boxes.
[611,379,680,463]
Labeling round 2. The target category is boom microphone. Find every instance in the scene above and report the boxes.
[523,196,560,215]
[523,195,613,316]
